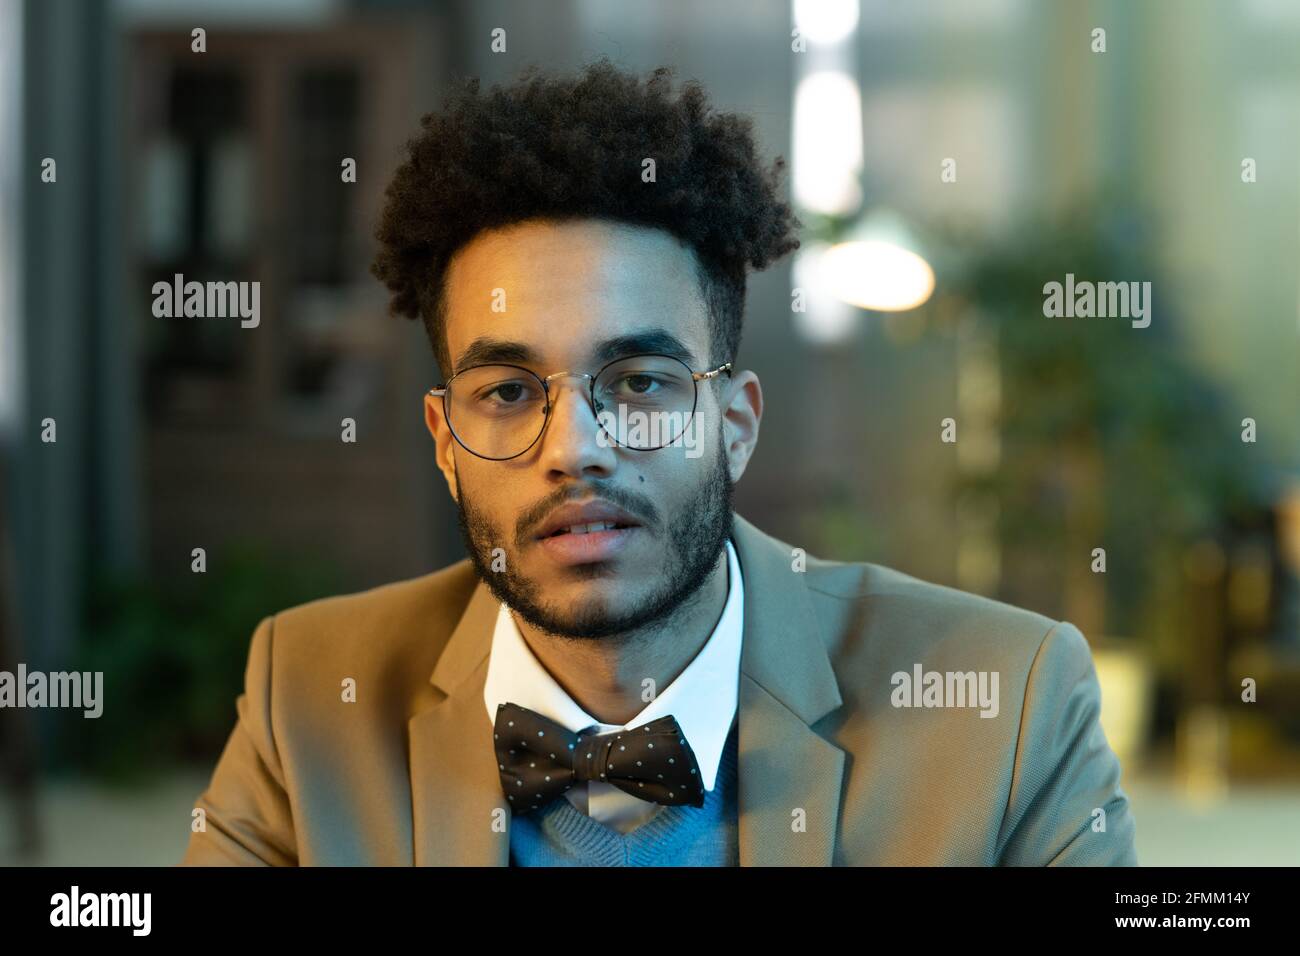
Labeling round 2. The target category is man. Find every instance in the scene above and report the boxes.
[182,59,1137,866]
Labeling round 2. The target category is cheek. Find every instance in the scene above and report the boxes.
[456,461,551,535]
[457,460,515,507]
[635,446,716,497]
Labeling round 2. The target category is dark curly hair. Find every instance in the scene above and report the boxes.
[371,57,801,375]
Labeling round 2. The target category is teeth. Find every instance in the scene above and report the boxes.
[556,522,623,536]
[566,522,617,535]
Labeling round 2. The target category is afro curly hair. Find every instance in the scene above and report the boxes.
[371,57,801,376]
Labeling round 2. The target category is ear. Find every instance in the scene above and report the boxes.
[424,391,460,502]
[719,369,762,483]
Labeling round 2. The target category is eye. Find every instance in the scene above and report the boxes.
[491,382,526,403]
[610,373,663,396]
[474,379,540,407]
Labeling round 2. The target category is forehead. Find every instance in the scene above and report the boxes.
[441,218,710,370]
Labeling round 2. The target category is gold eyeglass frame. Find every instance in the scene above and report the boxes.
[428,353,732,461]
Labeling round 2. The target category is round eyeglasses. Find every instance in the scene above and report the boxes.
[429,353,732,461]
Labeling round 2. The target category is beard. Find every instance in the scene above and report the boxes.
[454,434,734,641]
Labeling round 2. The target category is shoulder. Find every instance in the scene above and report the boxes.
[806,555,1058,649]
[252,558,481,705]
[789,546,1070,688]
[732,513,1068,676]
[271,558,479,639]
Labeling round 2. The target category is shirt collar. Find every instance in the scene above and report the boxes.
[483,538,744,791]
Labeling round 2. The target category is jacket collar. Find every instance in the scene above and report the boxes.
[408,512,846,865]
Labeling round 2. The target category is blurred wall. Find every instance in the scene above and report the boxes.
[7,0,1299,663]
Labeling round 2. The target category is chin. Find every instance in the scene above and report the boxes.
[529,597,626,639]
[522,554,624,586]
[561,572,652,603]
[547,572,638,604]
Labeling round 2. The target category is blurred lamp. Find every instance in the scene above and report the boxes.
[792,242,859,344]
[822,208,935,312]
[794,0,860,46]
[793,71,862,215]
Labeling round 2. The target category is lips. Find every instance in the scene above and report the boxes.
[532,501,645,566]
[533,502,643,541]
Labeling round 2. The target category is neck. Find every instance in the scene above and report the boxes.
[514,547,730,725]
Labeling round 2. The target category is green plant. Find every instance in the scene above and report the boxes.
[931,197,1264,636]
[59,543,343,782]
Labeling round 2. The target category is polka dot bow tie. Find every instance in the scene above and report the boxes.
[493,701,706,815]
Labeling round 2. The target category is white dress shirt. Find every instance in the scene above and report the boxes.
[483,539,744,834]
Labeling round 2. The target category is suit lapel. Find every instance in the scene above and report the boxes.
[408,512,848,866]
[409,580,512,866]
[731,513,847,866]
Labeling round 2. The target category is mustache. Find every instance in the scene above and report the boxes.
[514,483,662,549]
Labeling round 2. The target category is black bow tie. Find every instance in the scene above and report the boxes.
[493,701,706,815]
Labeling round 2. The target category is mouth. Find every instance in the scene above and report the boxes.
[532,502,645,566]
[536,524,641,566]
[539,520,639,539]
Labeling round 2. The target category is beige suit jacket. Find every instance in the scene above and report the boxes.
[181,512,1137,865]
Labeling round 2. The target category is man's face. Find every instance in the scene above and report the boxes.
[423,218,761,639]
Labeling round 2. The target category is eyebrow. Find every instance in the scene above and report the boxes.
[591,329,697,367]
[452,328,699,376]
[453,338,539,375]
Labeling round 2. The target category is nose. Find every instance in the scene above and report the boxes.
[536,375,619,480]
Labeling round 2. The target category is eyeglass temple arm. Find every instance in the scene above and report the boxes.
[692,362,732,381]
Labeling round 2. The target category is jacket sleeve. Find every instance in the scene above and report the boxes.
[180,614,298,866]
[997,620,1138,866]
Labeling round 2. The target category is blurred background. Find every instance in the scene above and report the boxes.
[1,0,1298,865]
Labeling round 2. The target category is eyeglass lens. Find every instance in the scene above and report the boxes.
[443,354,699,459]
